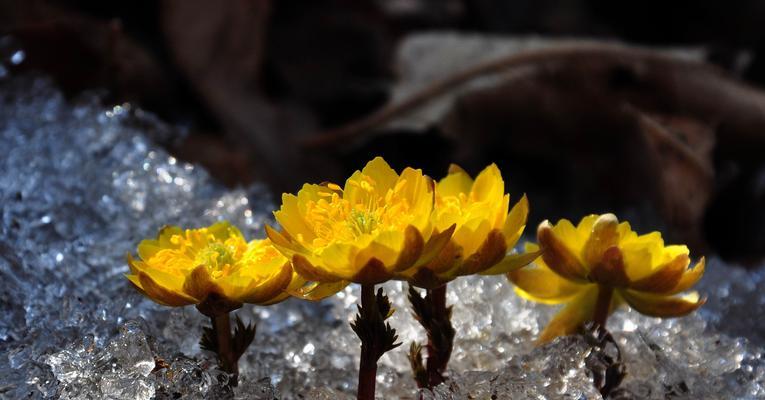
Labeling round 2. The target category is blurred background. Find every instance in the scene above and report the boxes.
[2,0,764,265]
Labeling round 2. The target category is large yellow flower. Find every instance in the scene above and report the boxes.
[404,164,533,288]
[266,157,454,291]
[126,221,294,315]
[509,214,705,343]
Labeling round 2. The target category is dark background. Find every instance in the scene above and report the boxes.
[2,0,764,264]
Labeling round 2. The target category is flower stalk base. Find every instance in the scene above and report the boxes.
[408,284,455,389]
[352,284,401,400]
[199,309,256,387]
[593,286,613,328]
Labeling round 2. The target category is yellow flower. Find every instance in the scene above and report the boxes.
[509,214,705,343]
[405,164,534,288]
[266,157,454,292]
[126,221,294,315]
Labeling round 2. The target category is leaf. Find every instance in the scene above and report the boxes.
[231,315,256,360]
[199,324,218,353]
[351,287,401,361]
[408,342,429,389]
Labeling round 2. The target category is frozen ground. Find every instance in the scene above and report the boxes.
[1,73,764,399]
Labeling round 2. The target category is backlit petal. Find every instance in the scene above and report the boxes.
[390,226,425,272]
[352,230,402,269]
[361,156,399,194]
[621,290,705,317]
[588,246,631,288]
[293,280,350,300]
[417,224,458,270]
[581,214,620,267]
[398,167,435,233]
[670,257,705,294]
[537,220,589,282]
[206,221,241,241]
[182,266,220,301]
[273,192,317,244]
[459,229,507,276]
[537,286,598,343]
[470,164,504,202]
[620,231,665,280]
[480,249,541,275]
[510,262,587,305]
[138,271,198,306]
[502,194,529,249]
[630,253,689,293]
[237,261,293,304]
[290,254,336,282]
[436,165,473,198]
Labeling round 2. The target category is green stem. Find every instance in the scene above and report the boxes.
[357,284,378,400]
[593,285,613,328]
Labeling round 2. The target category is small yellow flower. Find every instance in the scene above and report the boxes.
[266,157,454,292]
[126,221,294,315]
[509,214,705,343]
[405,164,533,288]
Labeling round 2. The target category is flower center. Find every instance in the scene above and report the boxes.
[194,242,237,278]
[347,209,379,235]
[303,178,411,248]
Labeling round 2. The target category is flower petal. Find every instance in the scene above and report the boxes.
[320,242,362,278]
[206,221,242,241]
[621,290,705,318]
[620,231,666,280]
[470,164,504,203]
[423,240,461,275]
[352,257,392,284]
[502,194,529,249]
[353,230,403,269]
[670,257,705,294]
[575,214,599,239]
[137,225,181,260]
[417,224,457,268]
[459,229,507,275]
[361,156,399,193]
[537,286,598,343]
[509,263,586,305]
[390,225,425,272]
[436,164,473,198]
[480,249,541,275]
[182,266,220,301]
[581,213,620,267]
[128,254,188,292]
[273,192,318,244]
[137,270,198,306]
[238,261,294,304]
[537,220,589,282]
[265,225,306,258]
[452,218,493,257]
[588,246,631,287]
[398,167,435,233]
[258,272,306,305]
[292,254,343,283]
[630,254,689,293]
[291,280,351,301]
[156,225,183,249]
[345,157,398,207]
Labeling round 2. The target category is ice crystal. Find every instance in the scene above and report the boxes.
[1,72,764,399]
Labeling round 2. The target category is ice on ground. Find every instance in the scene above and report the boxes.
[1,74,763,399]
